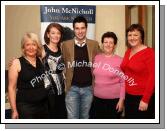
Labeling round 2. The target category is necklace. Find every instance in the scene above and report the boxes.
[24,56,36,67]
[47,44,58,52]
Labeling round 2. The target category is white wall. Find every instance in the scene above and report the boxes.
[96,5,126,57]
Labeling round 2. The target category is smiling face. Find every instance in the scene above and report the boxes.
[47,27,61,45]
[23,38,38,57]
[74,22,87,42]
[103,37,115,55]
[127,29,143,47]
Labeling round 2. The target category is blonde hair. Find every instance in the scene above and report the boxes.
[21,32,42,57]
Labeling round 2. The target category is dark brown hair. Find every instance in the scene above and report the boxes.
[126,24,145,44]
[44,23,63,46]
[101,32,118,45]
[73,15,88,28]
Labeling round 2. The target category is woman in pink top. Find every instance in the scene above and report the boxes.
[91,32,125,119]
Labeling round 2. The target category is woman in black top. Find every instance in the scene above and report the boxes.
[8,33,48,119]
[41,23,67,119]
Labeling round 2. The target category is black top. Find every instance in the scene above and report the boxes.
[42,44,65,95]
[43,44,61,57]
[17,56,45,90]
[16,56,47,103]
[71,44,92,87]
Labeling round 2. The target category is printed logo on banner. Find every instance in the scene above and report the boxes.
[40,5,96,44]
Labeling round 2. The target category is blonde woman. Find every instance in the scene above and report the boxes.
[8,23,67,119]
[8,33,48,119]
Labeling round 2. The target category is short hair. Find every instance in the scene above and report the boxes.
[21,32,42,57]
[101,32,118,45]
[73,16,88,28]
[44,23,63,46]
[126,24,145,44]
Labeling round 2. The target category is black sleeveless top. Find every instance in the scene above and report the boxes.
[16,56,47,103]
[42,44,65,95]
[17,56,44,89]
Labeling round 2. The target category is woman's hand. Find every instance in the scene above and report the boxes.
[116,98,124,112]
[138,100,148,111]
[11,110,19,119]
[8,59,20,119]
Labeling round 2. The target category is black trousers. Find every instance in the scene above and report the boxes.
[125,93,155,119]
[90,96,122,119]
[47,92,67,119]
[16,100,48,119]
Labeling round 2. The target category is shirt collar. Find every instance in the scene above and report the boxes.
[74,38,86,47]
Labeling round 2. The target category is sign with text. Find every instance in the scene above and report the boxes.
[40,5,96,44]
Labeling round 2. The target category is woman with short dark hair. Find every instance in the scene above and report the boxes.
[91,32,125,119]
[121,24,155,119]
